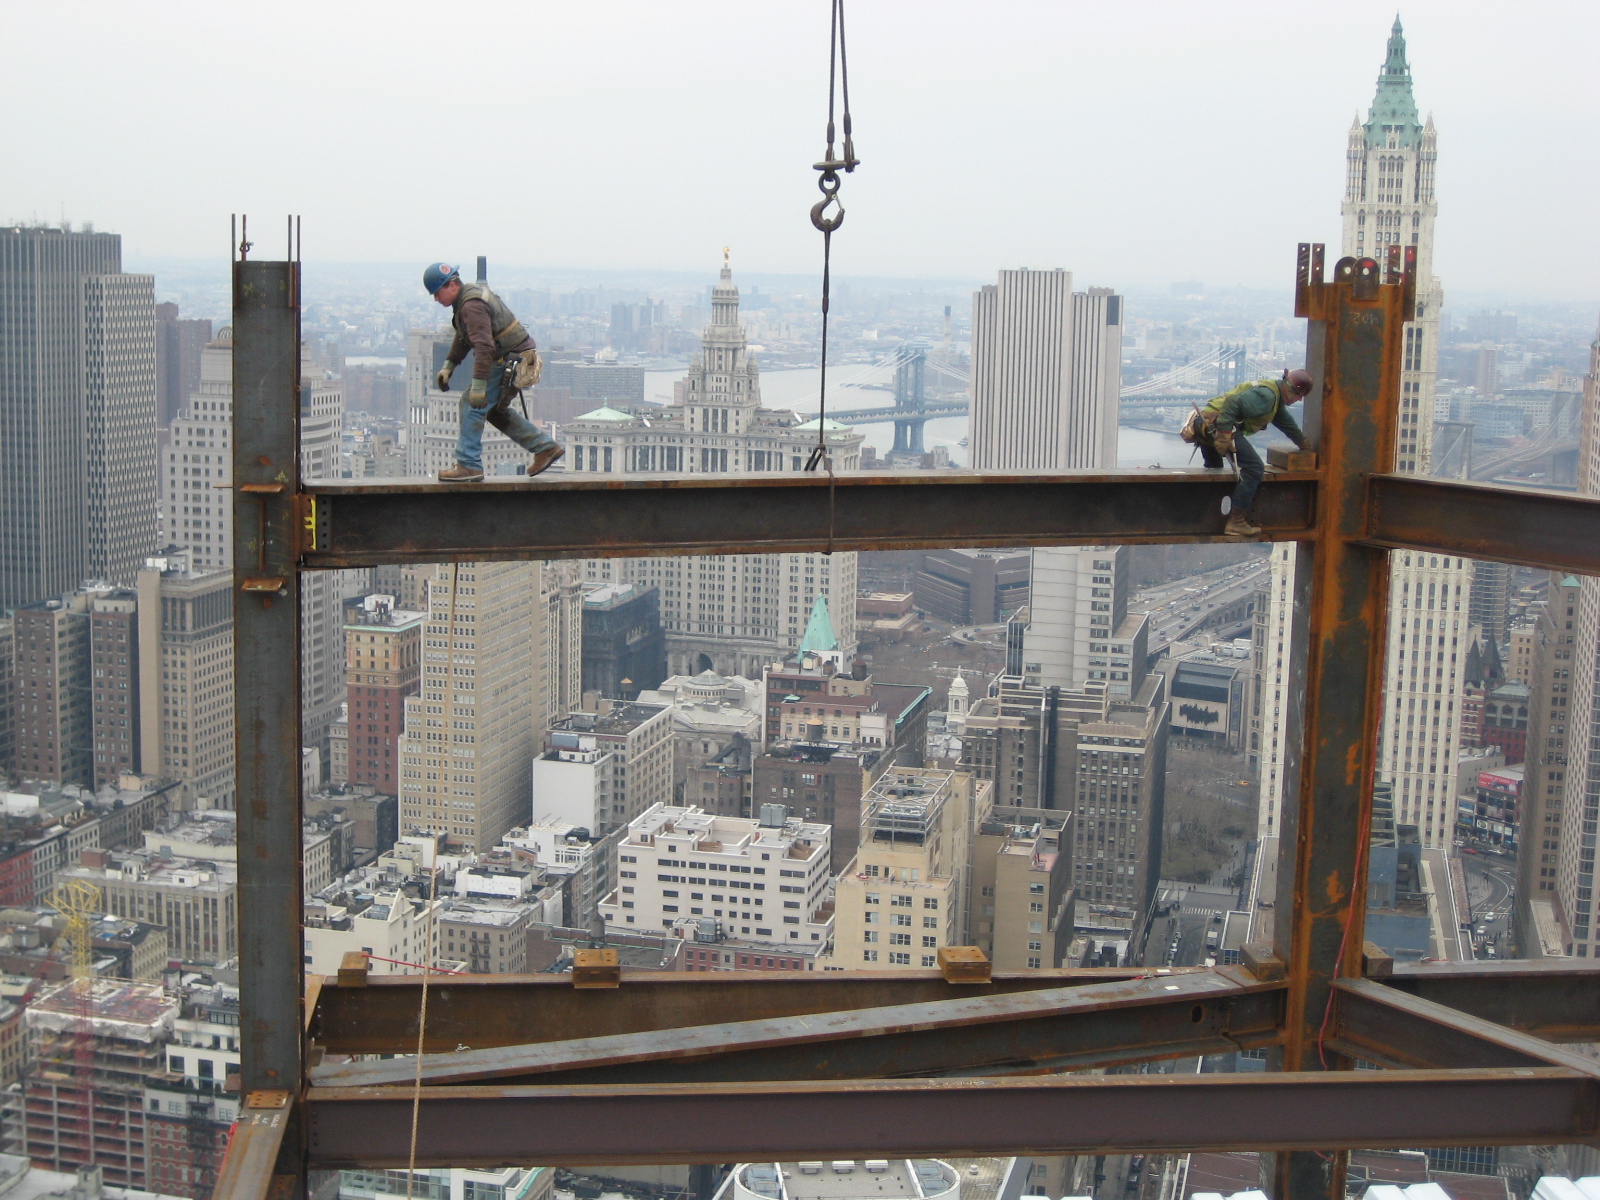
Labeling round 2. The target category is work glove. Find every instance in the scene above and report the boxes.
[466,378,490,408]
[1213,429,1236,456]
[435,362,456,392]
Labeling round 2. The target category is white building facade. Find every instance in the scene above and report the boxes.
[598,803,833,949]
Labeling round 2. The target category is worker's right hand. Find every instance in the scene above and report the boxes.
[435,363,456,392]
[1213,430,1236,456]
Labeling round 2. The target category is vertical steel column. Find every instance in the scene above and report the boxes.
[233,257,306,1190]
[1270,246,1410,1200]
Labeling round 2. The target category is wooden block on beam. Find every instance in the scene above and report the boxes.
[1239,942,1286,982]
[1363,941,1394,978]
[337,951,369,988]
[1267,447,1318,472]
[573,948,620,989]
[937,945,991,984]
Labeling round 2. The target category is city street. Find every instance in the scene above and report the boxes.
[1461,849,1516,958]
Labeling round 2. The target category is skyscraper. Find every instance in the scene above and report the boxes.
[163,332,359,749]
[1555,322,1600,957]
[154,302,212,428]
[343,595,425,797]
[0,226,159,608]
[137,552,235,809]
[1020,546,1147,698]
[579,260,862,677]
[1256,20,1466,850]
[399,561,562,851]
[969,270,1121,473]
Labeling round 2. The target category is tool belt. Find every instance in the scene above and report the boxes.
[496,350,544,396]
[1180,408,1218,446]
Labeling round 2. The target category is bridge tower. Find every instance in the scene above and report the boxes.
[1216,343,1249,394]
[890,339,929,460]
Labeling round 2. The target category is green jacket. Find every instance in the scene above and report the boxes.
[1204,379,1306,446]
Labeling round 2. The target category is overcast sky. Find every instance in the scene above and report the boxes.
[8,2,1597,300]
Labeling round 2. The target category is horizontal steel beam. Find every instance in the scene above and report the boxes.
[1364,474,1600,574]
[1331,978,1600,1073]
[301,470,1318,567]
[1379,959,1600,1041]
[303,1068,1597,1167]
[311,970,1283,1088]
[309,967,1189,1054]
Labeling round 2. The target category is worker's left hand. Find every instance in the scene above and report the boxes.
[466,378,490,408]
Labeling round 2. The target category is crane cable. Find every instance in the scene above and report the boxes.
[804,0,859,554]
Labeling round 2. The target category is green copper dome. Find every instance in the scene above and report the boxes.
[799,595,839,653]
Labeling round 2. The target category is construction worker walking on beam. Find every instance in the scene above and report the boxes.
[1182,368,1314,537]
[423,262,565,482]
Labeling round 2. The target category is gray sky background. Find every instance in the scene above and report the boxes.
[8,1,1597,300]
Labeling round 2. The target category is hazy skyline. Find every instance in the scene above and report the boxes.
[8,2,1598,299]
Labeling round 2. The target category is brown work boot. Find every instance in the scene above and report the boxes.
[1224,512,1262,538]
[437,464,484,483]
[527,445,565,478]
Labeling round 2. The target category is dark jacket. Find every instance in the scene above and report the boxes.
[448,283,536,379]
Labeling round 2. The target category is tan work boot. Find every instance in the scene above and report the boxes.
[528,445,566,478]
[438,464,484,483]
[1224,512,1262,538]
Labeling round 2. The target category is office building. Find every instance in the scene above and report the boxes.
[62,848,237,964]
[398,562,548,852]
[343,595,424,796]
[579,259,862,677]
[959,681,1076,812]
[1250,544,1296,838]
[0,226,158,610]
[436,897,540,975]
[154,302,212,427]
[531,700,674,836]
[1021,545,1147,698]
[1515,575,1580,951]
[83,273,160,587]
[635,671,762,812]
[88,588,140,787]
[912,549,1031,625]
[581,582,666,700]
[1170,650,1248,750]
[11,592,95,786]
[830,768,982,970]
[968,270,1121,473]
[969,805,1073,969]
[1556,325,1600,957]
[598,803,833,953]
[1069,674,1169,913]
[1470,560,1511,646]
[0,618,13,772]
[303,887,442,976]
[137,553,234,809]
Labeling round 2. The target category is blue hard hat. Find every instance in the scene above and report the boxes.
[422,262,460,295]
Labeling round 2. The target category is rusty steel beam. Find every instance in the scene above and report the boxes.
[1330,978,1600,1073]
[232,259,307,1104]
[1365,473,1600,575]
[302,1068,1598,1169]
[299,469,1319,567]
[211,1091,296,1200]
[1268,247,1411,1200]
[1379,960,1600,1041]
[309,966,1188,1054]
[311,970,1283,1088]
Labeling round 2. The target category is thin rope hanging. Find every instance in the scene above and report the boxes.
[805,0,859,506]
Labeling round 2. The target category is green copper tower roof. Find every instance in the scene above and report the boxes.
[799,595,839,653]
[1365,16,1422,148]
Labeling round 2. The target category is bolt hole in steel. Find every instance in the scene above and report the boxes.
[1190,1005,1205,1024]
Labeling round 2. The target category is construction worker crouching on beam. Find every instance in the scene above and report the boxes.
[423,262,566,483]
[1183,368,1314,537]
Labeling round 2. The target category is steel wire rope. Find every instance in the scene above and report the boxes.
[406,561,458,1200]
[804,0,859,556]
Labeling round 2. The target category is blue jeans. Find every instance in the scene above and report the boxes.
[1201,432,1265,513]
[455,362,560,471]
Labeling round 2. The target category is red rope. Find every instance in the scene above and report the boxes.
[361,953,465,975]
